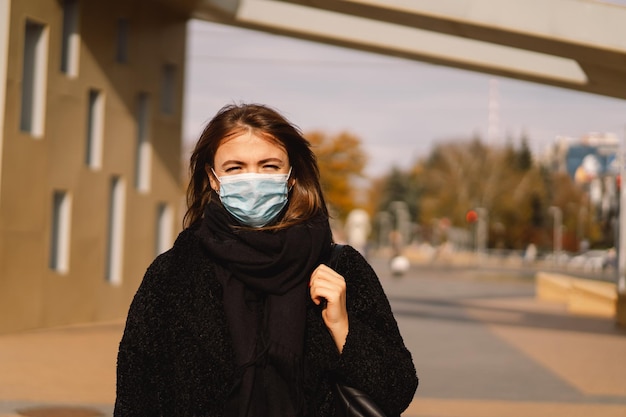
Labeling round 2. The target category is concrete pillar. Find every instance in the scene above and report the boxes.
[617,293,626,328]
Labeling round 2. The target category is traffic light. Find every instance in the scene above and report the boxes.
[466,209,478,223]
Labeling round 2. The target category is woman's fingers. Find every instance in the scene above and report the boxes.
[309,264,345,307]
[310,264,349,352]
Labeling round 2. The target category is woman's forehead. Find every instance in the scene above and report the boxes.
[215,131,287,161]
[219,131,285,151]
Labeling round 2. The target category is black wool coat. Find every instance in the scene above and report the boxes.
[114,227,418,417]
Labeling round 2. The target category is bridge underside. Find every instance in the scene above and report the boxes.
[161,0,626,101]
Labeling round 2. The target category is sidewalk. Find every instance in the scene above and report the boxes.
[379,262,626,417]
[0,321,121,417]
[1,262,626,417]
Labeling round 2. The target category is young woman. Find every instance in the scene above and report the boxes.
[114,103,418,417]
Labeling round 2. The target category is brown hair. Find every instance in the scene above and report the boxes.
[184,103,328,229]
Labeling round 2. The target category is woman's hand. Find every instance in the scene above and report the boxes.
[309,264,349,353]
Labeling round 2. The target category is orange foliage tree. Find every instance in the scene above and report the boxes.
[306,131,368,220]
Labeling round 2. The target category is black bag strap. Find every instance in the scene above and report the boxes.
[327,243,345,270]
[326,244,388,417]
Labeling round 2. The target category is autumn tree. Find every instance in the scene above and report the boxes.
[367,135,596,251]
[306,131,368,220]
[418,138,490,228]
[416,138,551,249]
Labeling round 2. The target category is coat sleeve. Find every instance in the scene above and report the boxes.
[334,245,418,417]
[114,256,171,417]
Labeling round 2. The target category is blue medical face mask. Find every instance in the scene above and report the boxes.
[213,168,292,227]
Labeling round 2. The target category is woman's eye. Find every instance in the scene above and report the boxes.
[264,165,280,170]
[225,166,241,173]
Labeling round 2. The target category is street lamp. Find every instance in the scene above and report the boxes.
[389,201,410,249]
[578,205,588,251]
[475,207,488,257]
[549,206,563,265]
[375,211,392,249]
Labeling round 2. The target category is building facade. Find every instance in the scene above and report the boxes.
[0,0,187,333]
[541,133,620,249]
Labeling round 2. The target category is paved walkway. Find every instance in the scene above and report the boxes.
[380,262,626,417]
[1,260,625,417]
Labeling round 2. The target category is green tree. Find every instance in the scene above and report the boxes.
[505,133,533,171]
[374,166,421,219]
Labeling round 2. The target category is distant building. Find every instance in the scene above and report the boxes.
[0,0,187,333]
[566,133,619,183]
[542,133,620,243]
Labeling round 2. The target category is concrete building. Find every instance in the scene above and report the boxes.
[0,0,186,333]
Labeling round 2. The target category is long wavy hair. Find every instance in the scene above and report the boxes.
[184,103,328,229]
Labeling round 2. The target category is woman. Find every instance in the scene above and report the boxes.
[114,103,418,417]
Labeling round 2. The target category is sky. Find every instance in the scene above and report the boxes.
[182,19,626,178]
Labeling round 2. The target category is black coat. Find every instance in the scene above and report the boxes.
[114,227,418,417]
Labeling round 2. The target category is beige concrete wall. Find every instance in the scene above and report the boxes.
[0,0,187,333]
[536,272,618,319]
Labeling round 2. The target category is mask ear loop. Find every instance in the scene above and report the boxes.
[286,167,294,192]
[210,168,222,195]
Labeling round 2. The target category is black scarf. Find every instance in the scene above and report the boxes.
[196,201,333,417]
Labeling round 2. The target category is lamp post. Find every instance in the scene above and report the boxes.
[389,201,410,249]
[475,207,488,258]
[375,211,392,249]
[549,206,563,265]
[578,205,587,251]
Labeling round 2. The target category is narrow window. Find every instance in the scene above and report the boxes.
[161,63,175,114]
[50,191,72,274]
[116,18,129,63]
[135,92,151,192]
[155,203,173,256]
[60,0,79,76]
[85,88,104,169]
[106,176,126,285]
[20,20,48,137]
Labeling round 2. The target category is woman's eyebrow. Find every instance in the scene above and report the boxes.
[258,158,284,165]
[220,159,245,166]
[219,157,284,167]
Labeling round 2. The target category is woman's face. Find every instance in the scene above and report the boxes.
[207,130,292,191]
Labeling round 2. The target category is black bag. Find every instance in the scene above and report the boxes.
[326,244,388,417]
